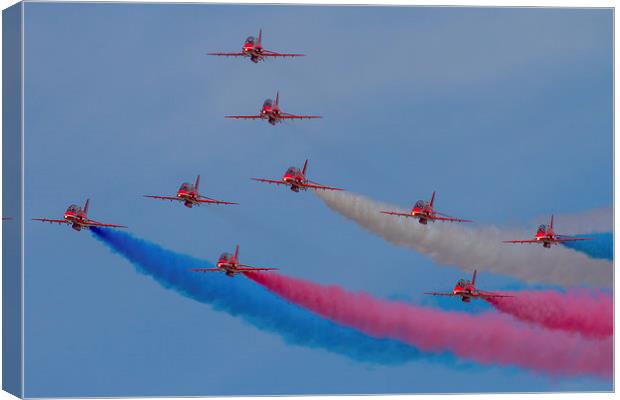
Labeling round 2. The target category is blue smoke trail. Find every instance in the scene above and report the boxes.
[561,233,613,261]
[90,227,449,366]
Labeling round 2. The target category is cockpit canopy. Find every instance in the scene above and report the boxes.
[219,252,233,261]
[456,279,467,287]
[245,36,255,44]
[286,167,300,176]
[66,204,81,212]
[414,200,425,208]
[537,224,547,233]
[263,99,273,107]
[179,182,193,191]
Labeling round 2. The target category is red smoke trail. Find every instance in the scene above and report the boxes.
[486,290,612,339]
[245,272,612,378]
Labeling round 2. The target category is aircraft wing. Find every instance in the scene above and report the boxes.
[477,292,514,299]
[303,181,343,191]
[197,196,239,205]
[424,292,456,297]
[502,239,539,244]
[144,195,182,202]
[380,211,415,218]
[280,112,321,120]
[225,115,263,120]
[207,52,246,57]
[428,215,473,223]
[262,49,305,58]
[429,211,473,223]
[32,218,67,224]
[84,220,128,229]
[554,236,593,243]
[238,264,279,272]
[252,177,288,186]
[190,268,221,273]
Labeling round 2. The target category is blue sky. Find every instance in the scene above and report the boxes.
[22,3,612,396]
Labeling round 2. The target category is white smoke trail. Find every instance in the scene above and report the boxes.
[315,190,612,288]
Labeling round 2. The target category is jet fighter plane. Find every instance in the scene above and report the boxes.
[33,199,127,231]
[208,29,305,63]
[190,245,278,277]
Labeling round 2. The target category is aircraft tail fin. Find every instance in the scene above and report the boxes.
[302,159,308,175]
[195,175,200,191]
[275,90,280,107]
[84,198,90,215]
[550,214,554,231]
[430,191,436,208]
[472,269,477,286]
[234,245,239,260]
[258,29,262,46]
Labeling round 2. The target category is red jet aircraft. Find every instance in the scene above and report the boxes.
[144,175,238,208]
[208,29,305,63]
[32,199,127,231]
[503,215,592,248]
[253,159,343,192]
[380,191,472,224]
[424,270,513,303]
[226,92,321,126]
[190,245,279,277]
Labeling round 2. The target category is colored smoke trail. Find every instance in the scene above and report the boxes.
[560,233,613,261]
[246,272,612,379]
[486,290,613,339]
[90,227,444,366]
[314,190,612,288]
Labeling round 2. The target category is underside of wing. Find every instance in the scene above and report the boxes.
[85,220,128,229]
[502,240,539,244]
[225,115,263,119]
[380,211,415,218]
[32,218,67,224]
[197,196,239,205]
[304,182,343,191]
[261,49,305,57]
[252,178,287,185]
[207,52,246,57]
[238,267,279,272]
[280,113,322,120]
[190,268,221,272]
[424,292,456,297]
[555,236,593,243]
[428,215,473,223]
[477,292,514,299]
[144,195,182,202]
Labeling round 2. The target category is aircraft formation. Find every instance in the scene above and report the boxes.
[30,29,594,298]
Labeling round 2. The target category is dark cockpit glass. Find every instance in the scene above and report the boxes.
[456,279,466,286]
[537,224,547,233]
[219,252,232,260]
[245,36,255,44]
[67,204,80,212]
[179,182,192,191]
[263,99,273,107]
[286,167,299,175]
[414,200,425,208]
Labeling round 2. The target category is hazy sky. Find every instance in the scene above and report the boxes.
[22,3,612,396]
